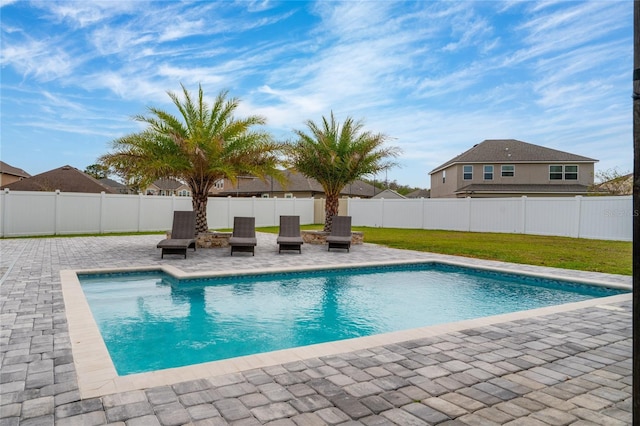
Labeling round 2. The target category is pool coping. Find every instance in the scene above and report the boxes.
[60,258,632,399]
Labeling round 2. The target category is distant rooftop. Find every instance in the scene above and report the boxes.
[430,139,598,174]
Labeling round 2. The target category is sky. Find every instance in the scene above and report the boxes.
[0,0,633,189]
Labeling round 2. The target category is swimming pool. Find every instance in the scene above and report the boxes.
[78,262,628,376]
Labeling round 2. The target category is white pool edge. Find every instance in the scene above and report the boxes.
[60,258,632,398]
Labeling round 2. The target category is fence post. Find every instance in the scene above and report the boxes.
[466,196,472,232]
[54,190,61,235]
[2,189,9,237]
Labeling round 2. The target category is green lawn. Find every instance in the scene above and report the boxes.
[258,226,632,276]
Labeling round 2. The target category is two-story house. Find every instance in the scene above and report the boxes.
[429,139,597,198]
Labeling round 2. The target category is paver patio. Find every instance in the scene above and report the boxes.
[0,233,632,425]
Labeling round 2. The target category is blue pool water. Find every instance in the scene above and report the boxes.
[79,263,627,375]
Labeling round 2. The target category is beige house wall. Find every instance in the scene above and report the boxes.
[431,162,595,198]
[455,163,594,187]
[429,169,459,198]
[0,174,23,187]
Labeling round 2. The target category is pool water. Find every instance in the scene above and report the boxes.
[79,263,627,375]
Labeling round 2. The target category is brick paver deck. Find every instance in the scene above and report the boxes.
[0,234,632,425]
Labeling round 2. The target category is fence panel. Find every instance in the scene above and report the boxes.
[2,191,57,236]
[524,197,577,237]
[423,199,470,231]
[578,196,632,241]
[469,198,522,233]
[57,193,102,234]
[102,194,143,233]
[349,198,384,227]
[139,196,179,232]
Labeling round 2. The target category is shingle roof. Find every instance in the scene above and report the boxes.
[99,178,126,189]
[0,161,30,178]
[151,178,186,190]
[2,165,116,193]
[430,139,598,174]
[372,189,406,199]
[455,183,591,195]
[218,170,378,198]
[406,189,431,198]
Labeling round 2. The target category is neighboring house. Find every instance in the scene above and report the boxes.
[372,189,406,199]
[429,139,598,198]
[1,165,116,193]
[0,161,30,187]
[99,178,131,194]
[592,173,632,196]
[215,169,378,198]
[145,178,191,196]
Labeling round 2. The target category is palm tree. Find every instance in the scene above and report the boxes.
[100,84,283,233]
[286,112,401,232]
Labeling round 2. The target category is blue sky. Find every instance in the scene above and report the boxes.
[1,0,632,188]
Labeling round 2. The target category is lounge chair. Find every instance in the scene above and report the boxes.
[276,215,304,254]
[229,216,257,256]
[157,211,197,259]
[326,215,352,252]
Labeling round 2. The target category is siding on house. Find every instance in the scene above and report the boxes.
[429,140,597,198]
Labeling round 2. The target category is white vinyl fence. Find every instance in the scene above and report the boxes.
[0,190,632,241]
[348,195,632,241]
[0,190,314,237]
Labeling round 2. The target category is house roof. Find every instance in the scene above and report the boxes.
[2,165,116,193]
[0,161,31,178]
[150,178,187,190]
[372,189,406,199]
[218,170,378,198]
[99,178,126,189]
[430,139,598,174]
[593,173,632,195]
[406,188,431,198]
[454,183,591,195]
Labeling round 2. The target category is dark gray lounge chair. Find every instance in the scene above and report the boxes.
[276,215,304,254]
[326,215,352,252]
[157,211,197,259]
[229,217,257,256]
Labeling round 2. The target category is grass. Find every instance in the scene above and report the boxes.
[258,225,632,276]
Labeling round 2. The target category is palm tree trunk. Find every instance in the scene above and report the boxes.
[324,194,340,232]
[192,191,209,234]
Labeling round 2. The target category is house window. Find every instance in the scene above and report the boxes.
[550,165,577,180]
[261,193,269,198]
[463,165,473,180]
[442,170,446,184]
[549,165,563,180]
[214,179,224,190]
[178,189,190,196]
[501,165,514,177]
[483,165,493,180]
[284,193,293,199]
[565,165,578,180]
